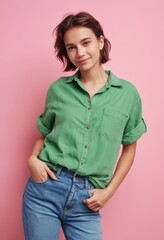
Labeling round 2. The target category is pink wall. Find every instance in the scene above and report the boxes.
[1,0,163,239]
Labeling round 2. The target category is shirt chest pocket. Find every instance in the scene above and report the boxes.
[99,108,128,141]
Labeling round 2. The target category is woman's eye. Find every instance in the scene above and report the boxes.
[83,41,90,46]
[68,46,75,51]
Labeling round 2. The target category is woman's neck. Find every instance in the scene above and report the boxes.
[79,66,108,85]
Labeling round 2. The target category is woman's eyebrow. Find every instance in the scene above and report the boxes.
[80,37,91,42]
[65,37,91,47]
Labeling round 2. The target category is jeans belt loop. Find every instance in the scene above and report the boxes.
[84,177,89,189]
[56,167,62,177]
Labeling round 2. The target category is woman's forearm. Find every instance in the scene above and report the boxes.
[106,142,137,196]
[31,135,45,157]
[83,142,137,211]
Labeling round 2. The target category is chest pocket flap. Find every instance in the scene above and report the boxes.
[100,108,128,141]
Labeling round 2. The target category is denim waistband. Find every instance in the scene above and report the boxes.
[55,166,92,189]
[55,166,84,178]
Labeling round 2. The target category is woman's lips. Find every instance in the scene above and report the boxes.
[77,58,90,64]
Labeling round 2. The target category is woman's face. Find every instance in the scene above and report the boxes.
[64,26,104,72]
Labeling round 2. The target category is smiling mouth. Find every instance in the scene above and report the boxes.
[77,58,90,64]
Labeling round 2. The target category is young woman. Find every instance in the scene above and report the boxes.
[22,12,147,240]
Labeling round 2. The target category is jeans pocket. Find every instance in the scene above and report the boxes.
[86,181,95,198]
[87,189,94,198]
[30,176,49,184]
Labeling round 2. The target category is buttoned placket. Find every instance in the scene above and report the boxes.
[78,94,92,168]
[72,76,109,173]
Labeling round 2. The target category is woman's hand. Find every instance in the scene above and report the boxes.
[28,155,57,182]
[83,188,113,211]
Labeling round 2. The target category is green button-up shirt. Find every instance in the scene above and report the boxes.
[37,70,147,188]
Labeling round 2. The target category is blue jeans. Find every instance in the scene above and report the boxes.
[22,167,102,240]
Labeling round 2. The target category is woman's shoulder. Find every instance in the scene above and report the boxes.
[109,71,142,104]
[121,78,139,93]
[47,75,74,94]
[111,71,140,96]
[50,75,69,87]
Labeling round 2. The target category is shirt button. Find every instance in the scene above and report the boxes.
[81,161,85,165]
[84,145,88,149]
[85,124,90,129]
[88,107,91,110]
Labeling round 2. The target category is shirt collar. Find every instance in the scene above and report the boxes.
[107,71,122,87]
[66,71,80,84]
[66,70,122,87]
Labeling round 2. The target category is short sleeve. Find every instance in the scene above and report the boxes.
[122,93,147,144]
[37,86,56,136]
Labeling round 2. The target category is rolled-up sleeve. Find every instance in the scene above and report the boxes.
[37,114,52,136]
[122,118,147,144]
[122,94,147,144]
[37,86,55,136]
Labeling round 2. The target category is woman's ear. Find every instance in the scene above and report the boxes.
[99,35,105,50]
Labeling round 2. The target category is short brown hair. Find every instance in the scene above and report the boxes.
[53,12,111,71]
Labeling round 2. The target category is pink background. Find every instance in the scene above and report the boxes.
[1,0,163,239]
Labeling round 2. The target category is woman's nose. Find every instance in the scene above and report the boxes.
[76,46,85,57]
